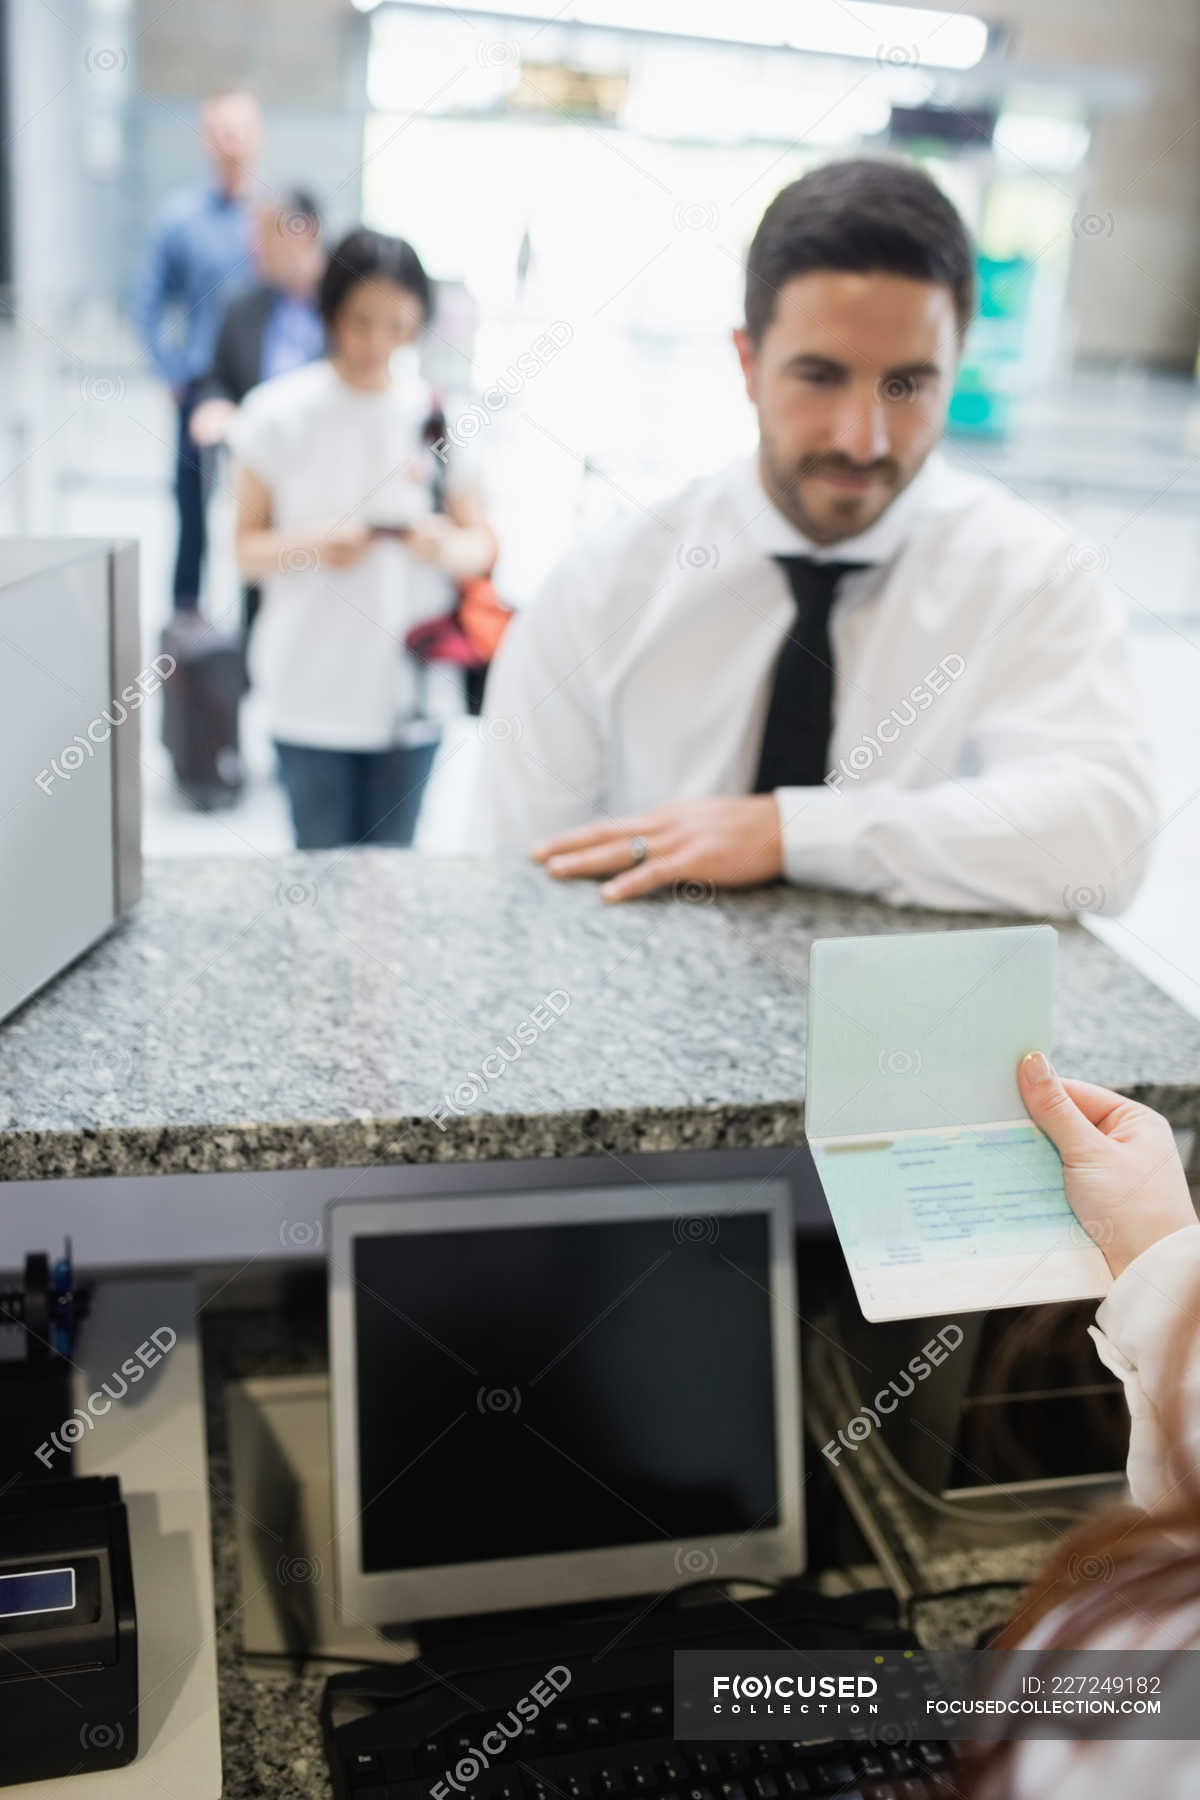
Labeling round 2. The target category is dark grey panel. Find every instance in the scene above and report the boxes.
[107,540,142,914]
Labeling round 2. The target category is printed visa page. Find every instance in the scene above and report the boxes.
[805,927,1112,1322]
[811,1119,1110,1320]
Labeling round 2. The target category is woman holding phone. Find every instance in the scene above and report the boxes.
[233,227,494,847]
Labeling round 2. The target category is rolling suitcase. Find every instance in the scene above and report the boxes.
[159,613,248,810]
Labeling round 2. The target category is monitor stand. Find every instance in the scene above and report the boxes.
[402,1589,659,1656]
[226,1372,416,1669]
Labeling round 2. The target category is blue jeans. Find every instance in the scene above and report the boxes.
[274,740,438,849]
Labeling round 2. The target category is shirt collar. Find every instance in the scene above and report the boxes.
[732,447,946,566]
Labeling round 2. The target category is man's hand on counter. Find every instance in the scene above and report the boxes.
[532,795,783,902]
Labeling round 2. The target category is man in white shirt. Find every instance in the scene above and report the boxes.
[474,158,1155,916]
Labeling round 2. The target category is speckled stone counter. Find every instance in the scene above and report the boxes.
[3,852,1200,1182]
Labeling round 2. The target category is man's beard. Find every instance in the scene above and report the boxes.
[759,436,907,543]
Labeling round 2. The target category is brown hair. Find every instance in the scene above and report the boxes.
[744,158,976,342]
[965,1266,1200,1794]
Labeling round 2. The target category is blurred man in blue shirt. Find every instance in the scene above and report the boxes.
[135,89,263,613]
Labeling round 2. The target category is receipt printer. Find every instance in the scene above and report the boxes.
[0,1474,137,1786]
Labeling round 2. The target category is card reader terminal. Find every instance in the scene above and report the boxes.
[0,1475,137,1786]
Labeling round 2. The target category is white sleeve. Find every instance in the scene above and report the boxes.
[1088,1221,1200,1514]
[438,402,486,499]
[777,571,1157,917]
[1003,1227,1200,1800]
[227,384,284,489]
[467,558,605,852]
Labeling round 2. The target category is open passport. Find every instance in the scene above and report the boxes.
[805,925,1112,1322]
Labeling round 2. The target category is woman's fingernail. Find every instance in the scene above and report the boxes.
[1022,1050,1054,1082]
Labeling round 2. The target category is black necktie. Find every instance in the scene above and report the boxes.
[753,556,870,792]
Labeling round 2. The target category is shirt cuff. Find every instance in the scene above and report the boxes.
[1092,1222,1200,1371]
[775,785,863,886]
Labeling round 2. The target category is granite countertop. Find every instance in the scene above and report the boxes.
[4,852,1200,1181]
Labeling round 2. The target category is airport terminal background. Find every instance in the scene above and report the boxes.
[2,0,1199,1015]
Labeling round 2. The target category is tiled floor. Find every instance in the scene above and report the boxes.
[6,334,1200,1020]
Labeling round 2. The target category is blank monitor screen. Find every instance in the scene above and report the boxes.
[352,1214,778,1575]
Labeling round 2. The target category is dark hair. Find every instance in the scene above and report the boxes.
[744,158,975,340]
[964,1264,1200,1796]
[277,186,321,233]
[318,227,433,328]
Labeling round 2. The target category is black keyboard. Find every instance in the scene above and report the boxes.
[321,1587,957,1800]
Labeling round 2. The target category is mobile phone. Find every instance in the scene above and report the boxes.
[369,523,414,541]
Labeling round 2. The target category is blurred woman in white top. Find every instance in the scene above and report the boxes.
[233,227,493,848]
[968,1052,1200,1798]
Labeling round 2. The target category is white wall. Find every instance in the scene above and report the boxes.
[119,0,1200,368]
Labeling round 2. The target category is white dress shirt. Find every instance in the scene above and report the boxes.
[473,451,1155,915]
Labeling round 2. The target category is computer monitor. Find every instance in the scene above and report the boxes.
[328,1167,803,1628]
